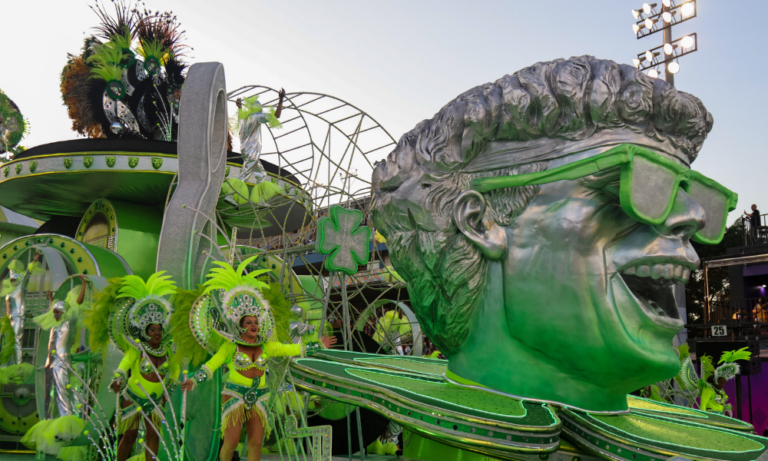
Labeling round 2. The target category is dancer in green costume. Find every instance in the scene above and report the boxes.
[177,256,336,461]
[87,272,179,461]
[700,347,751,415]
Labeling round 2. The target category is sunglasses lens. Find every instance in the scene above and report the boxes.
[625,155,678,223]
[687,180,729,243]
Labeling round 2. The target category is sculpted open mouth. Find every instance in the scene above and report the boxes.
[618,261,692,328]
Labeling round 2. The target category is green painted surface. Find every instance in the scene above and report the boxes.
[293,358,558,427]
[317,350,447,376]
[109,199,162,279]
[627,395,754,431]
[355,357,447,376]
[347,368,526,418]
[591,413,764,451]
[403,430,503,461]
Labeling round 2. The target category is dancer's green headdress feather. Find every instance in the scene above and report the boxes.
[117,271,176,300]
[202,255,270,294]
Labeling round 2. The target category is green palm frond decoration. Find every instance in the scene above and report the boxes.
[719,346,751,364]
[202,255,271,294]
[117,271,177,300]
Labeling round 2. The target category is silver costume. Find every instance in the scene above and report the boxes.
[44,302,76,418]
[238,112,268,182]
[4,274,25,366]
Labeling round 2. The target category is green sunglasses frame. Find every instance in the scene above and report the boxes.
[470,144,738,245]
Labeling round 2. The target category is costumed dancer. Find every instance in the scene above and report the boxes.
[22,276,91,461]
[221,93,285,208]
[177,256,336,461]
[699,347,752,415]
[86,272,179,461]
[2,255,45,365]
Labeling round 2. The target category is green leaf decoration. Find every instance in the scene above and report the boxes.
[237,95,282,128]
[316,206,371,275]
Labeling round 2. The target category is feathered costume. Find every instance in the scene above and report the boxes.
[700,347,752,415]
[87,272,180,435]
[61,1,188,140]
[173,256,321,438]
[0,88,30,156]
[221,95,284,208]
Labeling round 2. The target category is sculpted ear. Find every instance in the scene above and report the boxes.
[453,191,507,260]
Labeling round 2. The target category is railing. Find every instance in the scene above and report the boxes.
[742,214,768,246]
[692,297,768,325]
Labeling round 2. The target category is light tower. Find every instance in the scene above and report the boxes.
[631,1,698,85]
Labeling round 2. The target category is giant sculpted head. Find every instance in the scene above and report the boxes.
[372,56,725,412]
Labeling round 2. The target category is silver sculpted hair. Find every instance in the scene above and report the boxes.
[372,56,713,356]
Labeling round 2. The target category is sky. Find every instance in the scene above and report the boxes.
[3,0,767,223]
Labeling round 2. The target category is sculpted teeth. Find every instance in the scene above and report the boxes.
[622,263,691,282]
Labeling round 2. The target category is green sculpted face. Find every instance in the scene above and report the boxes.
[372,57,717,412]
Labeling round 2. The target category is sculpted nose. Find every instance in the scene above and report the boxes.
[655,189,705,240]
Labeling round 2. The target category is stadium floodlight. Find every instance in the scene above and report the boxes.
[631,1,698,85]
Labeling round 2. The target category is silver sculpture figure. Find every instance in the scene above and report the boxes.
[3,255,40,365]
[44,300,76,417]
[372,56,717,413]
[40,278,88,418]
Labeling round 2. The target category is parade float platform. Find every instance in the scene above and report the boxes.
[0,139,312,233]
[291,351,767,461]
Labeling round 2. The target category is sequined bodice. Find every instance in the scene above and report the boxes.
[140,357,169,376]
[233,350,268,371]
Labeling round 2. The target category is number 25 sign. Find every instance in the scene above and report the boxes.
[711,325,728,337]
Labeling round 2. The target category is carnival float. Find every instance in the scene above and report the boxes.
[0,2,766,461]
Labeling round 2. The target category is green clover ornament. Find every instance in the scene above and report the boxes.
[316,206,371,275]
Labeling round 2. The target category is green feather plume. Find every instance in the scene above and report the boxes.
[249,180,283,204]
[117,271,176,300]
[137,38,166,63]
[260,282,294,343]
[86,42,124,81]
[110,27,133,52]
[84,278,125,357]
[202,256,270,294]
[719,346,751,364]
[0,315,14,365]
[676,344,690,363]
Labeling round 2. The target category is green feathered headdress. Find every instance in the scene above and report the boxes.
[719,346,751,364]
[86,41,124,81]
[174,256,294,356]
[203,255,270,295]
[169,286,224,367]
[117,272,176,342]
[84,278,126,358]
[714,347,751,382]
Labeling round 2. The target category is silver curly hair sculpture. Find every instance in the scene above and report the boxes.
[372,55,713,355]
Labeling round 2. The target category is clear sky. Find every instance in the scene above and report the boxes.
[3,0,766,223]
